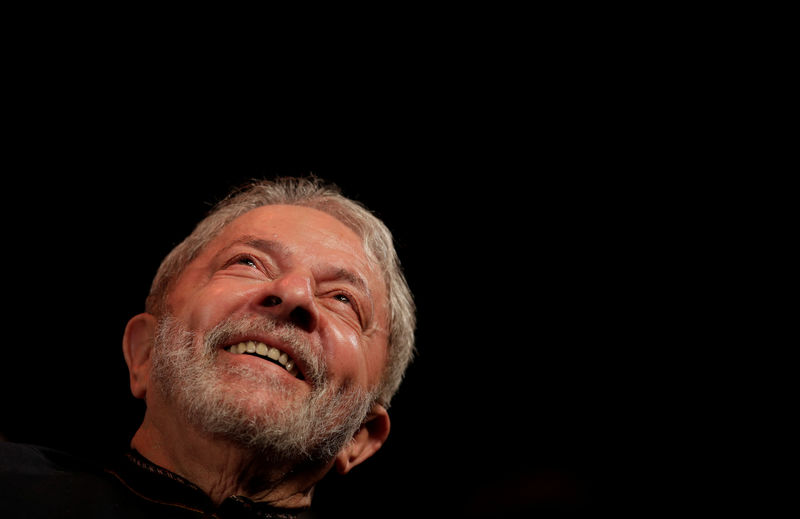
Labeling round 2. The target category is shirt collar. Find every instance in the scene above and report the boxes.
[106,449,308,519]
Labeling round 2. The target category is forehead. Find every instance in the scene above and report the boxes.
[218,204,364,254]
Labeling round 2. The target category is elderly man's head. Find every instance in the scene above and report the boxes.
[123,177,415,473]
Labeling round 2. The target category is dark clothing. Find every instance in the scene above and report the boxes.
[0,443,306,519]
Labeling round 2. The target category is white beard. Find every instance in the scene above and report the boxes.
[149,314,375,465]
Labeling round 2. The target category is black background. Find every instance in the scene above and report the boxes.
[0,69,681,516]
[0,13,777,516]
[0,151,654,517]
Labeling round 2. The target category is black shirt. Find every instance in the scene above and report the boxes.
[0,442,307,519]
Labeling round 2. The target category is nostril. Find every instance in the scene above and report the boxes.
[289,307,314,331]
[262,295,282,307]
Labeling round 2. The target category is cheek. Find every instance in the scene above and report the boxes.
[322,322,370,386]
[172,281,253,331]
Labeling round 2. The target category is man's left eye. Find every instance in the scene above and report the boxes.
[329,292,362,326]
[333,293,351,304]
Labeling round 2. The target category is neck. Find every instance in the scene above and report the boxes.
[130,406,332,508]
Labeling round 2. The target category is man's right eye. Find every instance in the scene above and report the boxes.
[223,254,261,271]
[237,257,257,268]
[222,253,274,278]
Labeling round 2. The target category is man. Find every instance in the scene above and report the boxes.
[0,176,416,518]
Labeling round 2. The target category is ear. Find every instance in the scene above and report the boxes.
[122,313,157,400]
[334,404,391,475]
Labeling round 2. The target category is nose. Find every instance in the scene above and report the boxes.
[257,272,319,332]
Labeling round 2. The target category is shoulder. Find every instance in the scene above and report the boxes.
[0,442,124,518]
[0,442,100,475]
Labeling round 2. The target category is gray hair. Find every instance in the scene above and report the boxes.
[145,176,416,408]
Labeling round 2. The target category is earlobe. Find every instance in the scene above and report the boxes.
[334,404,391,475]
[122,313,157,400]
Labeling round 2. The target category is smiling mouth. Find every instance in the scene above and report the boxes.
[224,341,304,380]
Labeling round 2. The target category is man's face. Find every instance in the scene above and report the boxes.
[150,204,390,461]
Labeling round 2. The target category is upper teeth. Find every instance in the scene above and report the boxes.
[225,341,300,378]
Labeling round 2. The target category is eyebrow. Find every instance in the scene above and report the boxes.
[324,266,369,294]
[236,236,291,257]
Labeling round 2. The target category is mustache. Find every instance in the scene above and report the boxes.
[202,314,327,386]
